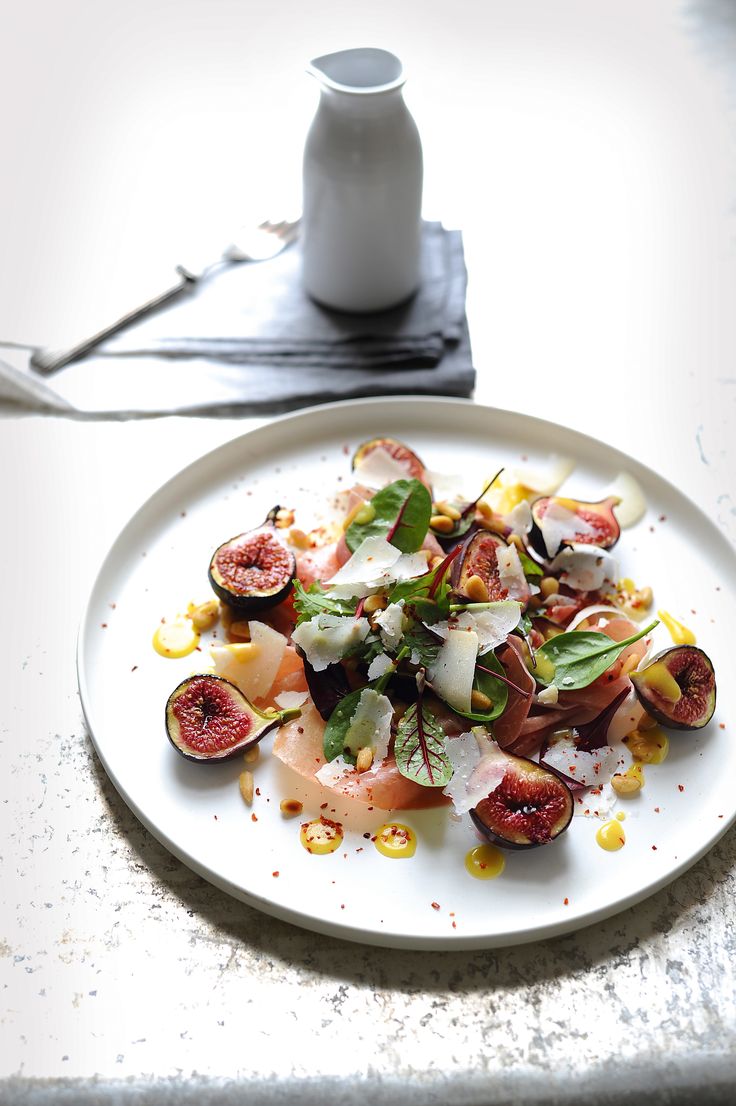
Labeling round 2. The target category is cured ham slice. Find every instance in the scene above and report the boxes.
[272,701,448,810]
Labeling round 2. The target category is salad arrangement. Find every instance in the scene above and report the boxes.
[163,437,717,855]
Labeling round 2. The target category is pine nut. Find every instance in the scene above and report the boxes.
[540,576,558,599]
[239,771,254,804]
[363,594,387,614]
[621,653,640,676]
[430,555,445,570]
[465,574,489,603]
[470,690,493,711]
[244,746,260,764]
[356,747,374,773]
[289,527,310,550]
[342,500,367,530]
[434,501,462,521]
[611,773,642,796]
[430,514,455,534]
[280,798,303,816]
[637,586,654,609]
[476,500,493,520]
[188,599,220,632]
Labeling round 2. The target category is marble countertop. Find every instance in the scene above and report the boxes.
[2,0,736,1101]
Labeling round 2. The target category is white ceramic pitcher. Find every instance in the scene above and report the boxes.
[302,48,423,313]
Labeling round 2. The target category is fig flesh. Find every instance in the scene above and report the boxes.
[529,495,620,559]
[631,646,716,730]
[451,529,514,603]
[209,506,296,612]
[352,438,430,488]
[165,674,299,762]
[470,752,573,849]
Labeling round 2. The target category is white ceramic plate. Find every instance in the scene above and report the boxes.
[78,398,736,949]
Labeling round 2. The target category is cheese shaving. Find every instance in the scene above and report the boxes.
[291,613,370,672]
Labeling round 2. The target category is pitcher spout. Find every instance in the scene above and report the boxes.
[307,48,405,94]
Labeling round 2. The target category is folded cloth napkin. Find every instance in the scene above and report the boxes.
[0,222,475,417]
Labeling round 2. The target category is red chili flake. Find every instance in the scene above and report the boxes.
[272,871,279,878]
[678,784,685,792]
[101,623,108,629]
[654,807,660,813]
[320,802,328,810]
[659,514,667,522]
[131,665,138,672]
[180,511,187,518]
[431,902,440,910]
[195,646,202,652]
[649,526,655,532]
[214,815,218,820]
[651,845,657,850]
[362,832,371,839]
[251,813,258,822]
[451,921,457,929]
[255,787,261,797]
[449,912,455,917]
[718,814,724,818]
[691,609,697,615]
[563,897,569,905]
[367,806,373,811]
[719,723,725,730]
[370,835,377,842]
[109,602,117,609]
[356,847,363,853]
[340,904,345,910]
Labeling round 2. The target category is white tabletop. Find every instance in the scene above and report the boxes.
[2,1,735,1102]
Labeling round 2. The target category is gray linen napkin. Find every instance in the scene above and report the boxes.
[0,222,475,417]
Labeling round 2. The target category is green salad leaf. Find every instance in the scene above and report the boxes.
[532,619,659,690]
[292,580,356,625]
[322,647,407,762]
[345,478,432,554]
[394,698,452,788]
[448,652,509,723]
[517,548,543,579]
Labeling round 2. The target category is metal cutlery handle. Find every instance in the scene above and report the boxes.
[30,268,197,374]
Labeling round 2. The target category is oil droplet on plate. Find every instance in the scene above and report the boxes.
[658,609,696,646]
[300,816,343,855]
[596,820,626,851]
[374,823,416,859]
[616,811,626,822]
[152,617,199,658]
[464,844,505,880]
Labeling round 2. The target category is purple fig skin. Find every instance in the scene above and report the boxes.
[529,495,621,559]
[450,529,511,603]
[208,506,296,613]
[165,674,282,763]
[470,753,574,850]
[630,646,717,731]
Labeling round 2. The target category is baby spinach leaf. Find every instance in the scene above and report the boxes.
[293,580,356,625]
[345,478,431,554]
[517,549,543,578]
[532,619,658,690]
[394,699,452,787]
[322,647,407,761]
[402,621,442,668]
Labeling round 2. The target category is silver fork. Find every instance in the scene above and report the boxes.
[31,218,300,374]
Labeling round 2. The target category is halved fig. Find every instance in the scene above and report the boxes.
[209,507,296,612]
[529,495,620,559]
[470,752,573,849]
[630,646,716,730]
[165,674,299,762]
[451,529,513,602]
[352,438,431,489]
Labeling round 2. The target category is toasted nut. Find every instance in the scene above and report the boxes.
[476,500,493,520]
[430,514,455,534]
[280,798,303,816]
[229,620,251,640]
[275,508,295,529]
[621,653,640,677]
[628,733,658,763]
[611,773,642,796]
[187,599,220,632]
[540,576,558,600]
[356,747,374,773]
[434,501,462,521]
[289,527,310,550]
[470,690,493,711]
[244,746,260,764]
[508,533,525,552]
[430,555,445,570]
[465,574,489,603]
[363,594,388,614]
[239,771,254,804]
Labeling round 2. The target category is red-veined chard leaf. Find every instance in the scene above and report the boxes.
[394,699,452,788]
[345,478,431,554]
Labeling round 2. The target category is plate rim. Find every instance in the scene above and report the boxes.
[77,395,736,949]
